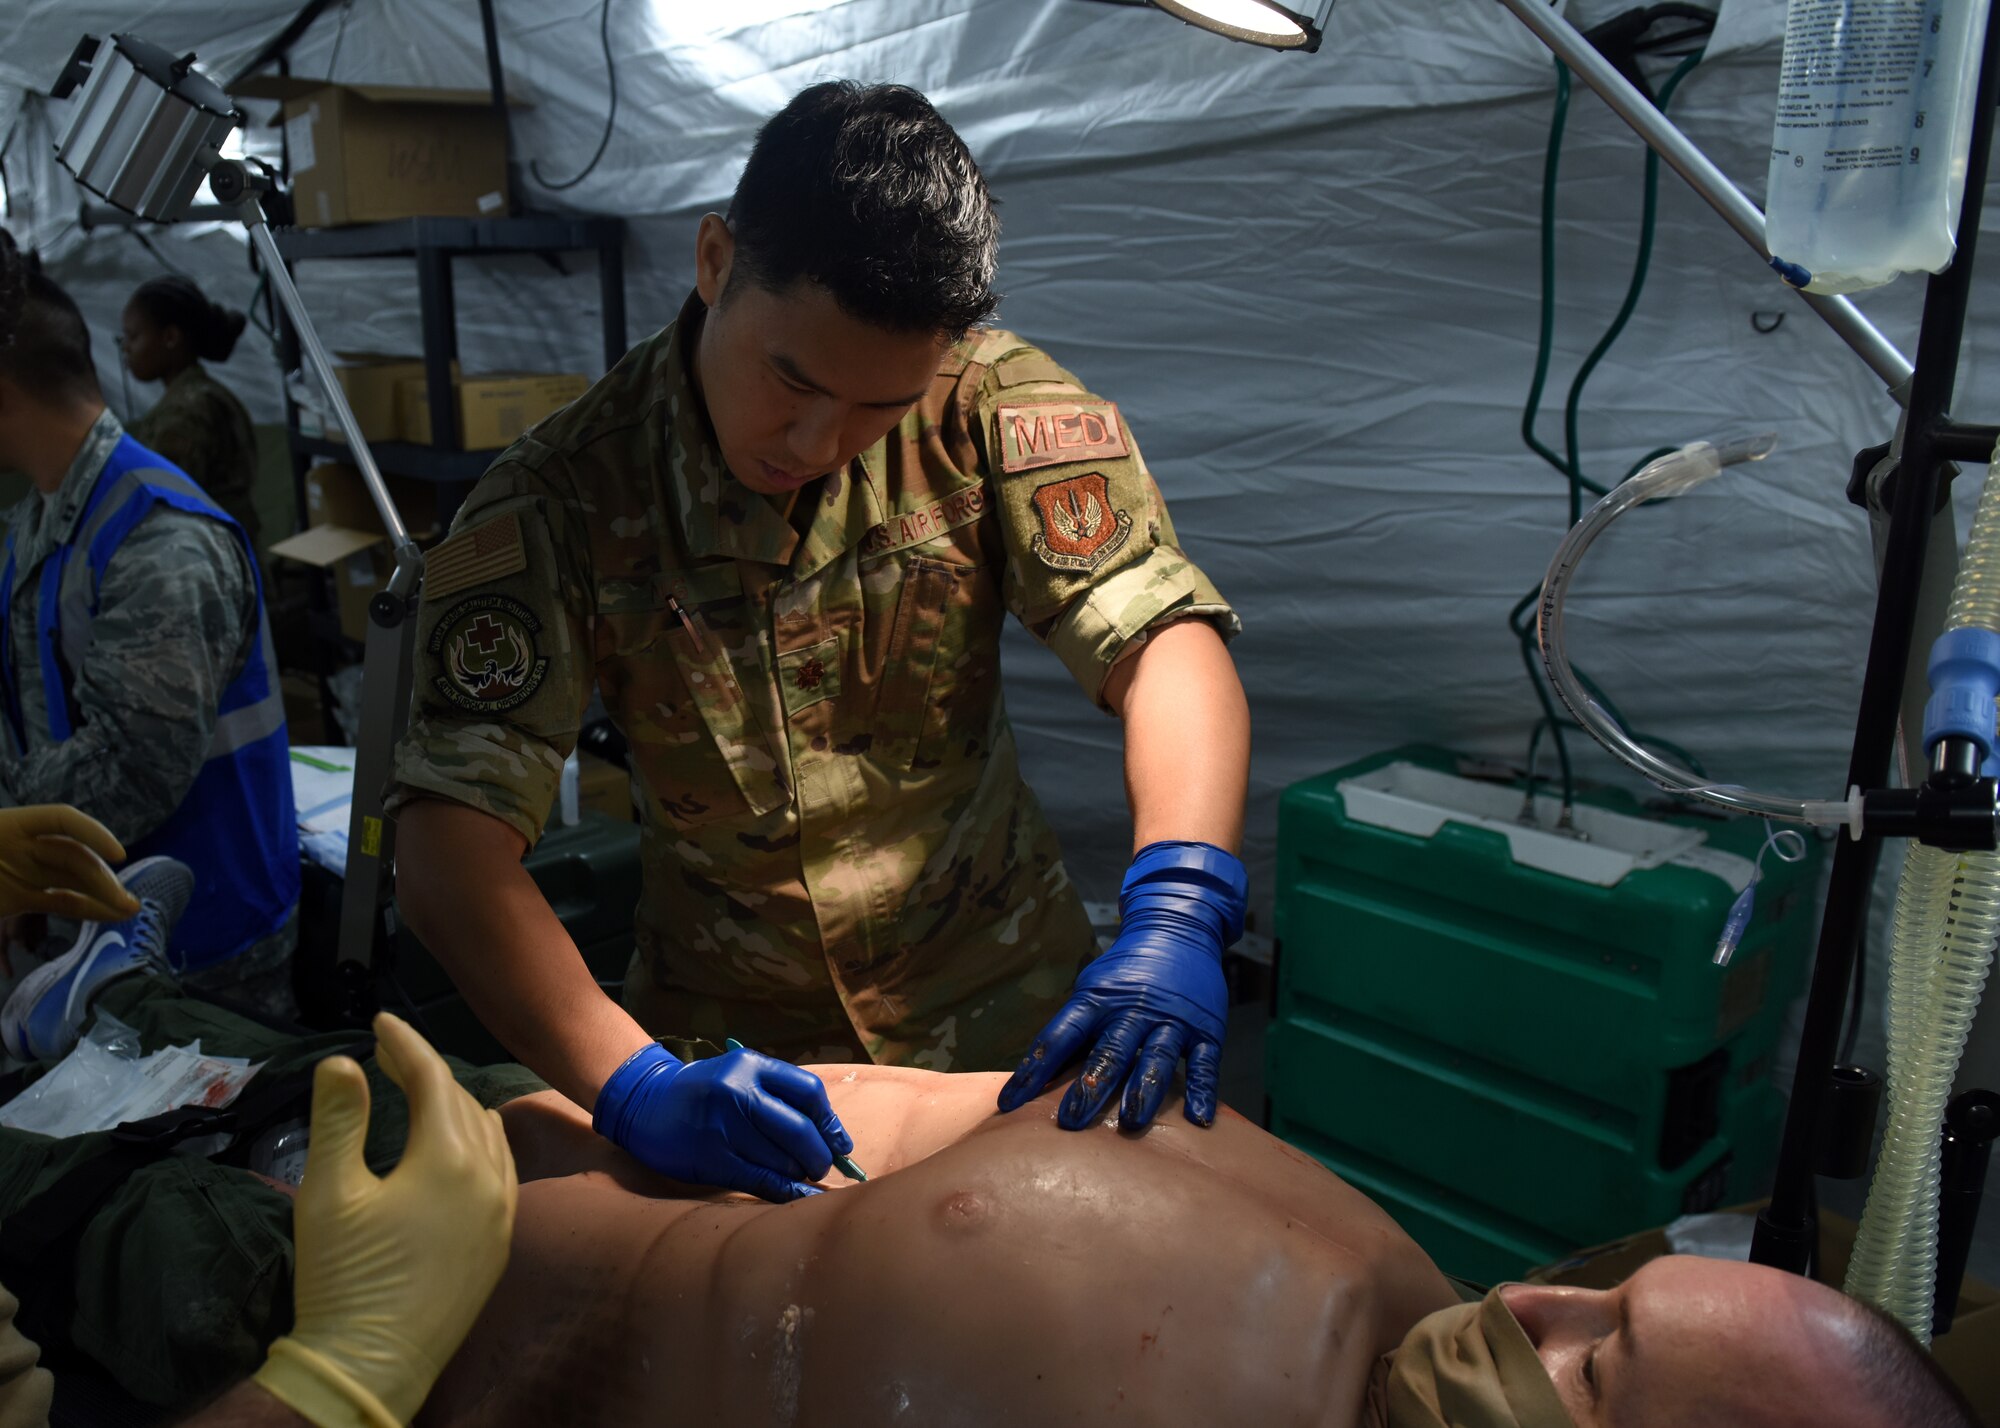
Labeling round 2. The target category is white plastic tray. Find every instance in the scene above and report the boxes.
[1335,761,1747,889]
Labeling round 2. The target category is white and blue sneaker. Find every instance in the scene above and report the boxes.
[0,855,195,1062]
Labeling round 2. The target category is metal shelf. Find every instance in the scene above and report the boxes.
[270,213,626,263]
[290,431,498,484]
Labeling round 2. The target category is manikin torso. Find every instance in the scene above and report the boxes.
[421,1067,1458,1427]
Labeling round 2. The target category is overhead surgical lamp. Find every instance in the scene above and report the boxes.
[1148,0,1335,51]
[49,33,425,1013]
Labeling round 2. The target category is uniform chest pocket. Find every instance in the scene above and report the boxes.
[874,555,999,772]
[596,603,787,830]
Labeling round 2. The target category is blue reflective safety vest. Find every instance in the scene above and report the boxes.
[0,434,299,972]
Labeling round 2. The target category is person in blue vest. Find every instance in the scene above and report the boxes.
[0,234,297,1032]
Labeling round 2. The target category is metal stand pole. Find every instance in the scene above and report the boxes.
[1492,0,1914,396]
[1484,0,2000,1274]
[1747,0,2000,1269]
[238,204,427,996]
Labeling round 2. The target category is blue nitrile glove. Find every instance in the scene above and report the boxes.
[997,840,1247,1131]
[593,1042,854,1202]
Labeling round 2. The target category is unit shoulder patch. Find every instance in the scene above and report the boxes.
[429,593,550,713]
[1029,472,1133,572]
[425,512,527,600]
[994,400,1129,474]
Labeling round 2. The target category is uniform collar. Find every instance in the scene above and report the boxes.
[663,291,803,568]
[789,442,889,583]
[161,362,209,399]
[661,290,893,579]
[5,408,121,594]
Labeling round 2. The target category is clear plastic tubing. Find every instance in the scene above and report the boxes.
[1845,437,2000,1343]
[1535,434,1862,827]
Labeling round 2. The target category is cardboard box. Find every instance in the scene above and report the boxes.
[269,463,436,644]
[280,671,328,746]
[314,354,460,444]
[397,371,588,450]
[302,463,441,543]
[576,751,634,823]
[238,79,515,227]
[267,525,390,644]
[1525,1203,2000,1418]
[547,751,636,827]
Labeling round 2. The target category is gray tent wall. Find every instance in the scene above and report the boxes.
[3,0,1993,1104]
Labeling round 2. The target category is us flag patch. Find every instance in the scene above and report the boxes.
[425,513,528,598]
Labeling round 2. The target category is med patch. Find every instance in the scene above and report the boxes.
[994,400,1129,474]
[1029,472,1132,572]
[430,594,551,713]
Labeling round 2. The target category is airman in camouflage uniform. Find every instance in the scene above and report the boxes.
[126,363,261,548]
[392,83,1247,1198]
[0,413,256,838]
[0,409,300,1005]
[0,249,299,1006]
[389,292,1237,1069]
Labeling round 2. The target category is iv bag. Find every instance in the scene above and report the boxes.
[1764,0,1989,294]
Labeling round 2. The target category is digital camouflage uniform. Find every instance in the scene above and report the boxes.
[0,413,296,1003]
[126,362,261,549]
[0,414,256,847]
[388,293,1238,1071]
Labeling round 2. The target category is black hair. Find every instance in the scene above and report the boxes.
[724,80,1000,341]
[1849,1300,1981,1428]
[129,274,247,363]
[0,228,100,402]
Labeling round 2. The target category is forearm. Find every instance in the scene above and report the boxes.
[1109,618,1250,854]
[173,1382,309,1428]
[0,722,196,845]
[395,798,651,1109]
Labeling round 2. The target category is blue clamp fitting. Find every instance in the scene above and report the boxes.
[1768,255,1813,289]
[1923,626,2000,764]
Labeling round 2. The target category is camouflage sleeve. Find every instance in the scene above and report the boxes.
[127,396,218,492]
[971,346,1241,711]
[0,511,256,846]
[385,455,595,847]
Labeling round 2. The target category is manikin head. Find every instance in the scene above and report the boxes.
[120,275,247,384]
[691,80,1001,498]
[0,229,104,489]
[1475,1256,1977,1428]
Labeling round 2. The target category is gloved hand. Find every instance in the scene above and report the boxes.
[998,840,1247,1131]
[254,1012,518,1428]
[594,1042,853,1202]
[0,805,139,922]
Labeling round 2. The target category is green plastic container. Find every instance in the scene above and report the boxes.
[1267,746,1820,1284]
[393,811,642,1065]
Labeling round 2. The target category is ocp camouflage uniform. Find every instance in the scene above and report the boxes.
[388,292,1238,1071]
[127,362,261,549]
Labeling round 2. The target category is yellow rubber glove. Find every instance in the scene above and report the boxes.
[0,805,139,922]
[253,1012,518,1428]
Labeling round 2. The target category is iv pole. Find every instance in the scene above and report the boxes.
[1137,0,2000,1285]
[1489,0,2000,1277]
